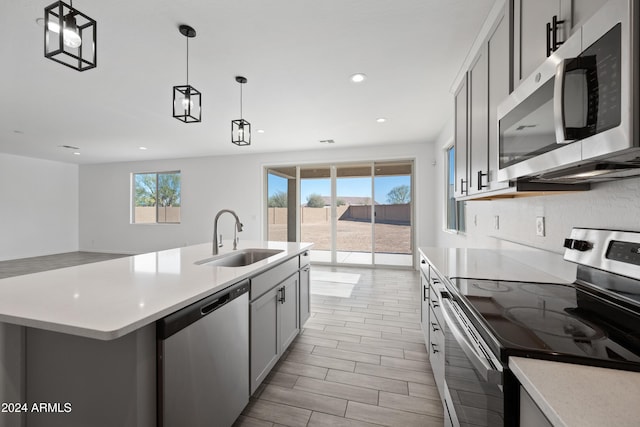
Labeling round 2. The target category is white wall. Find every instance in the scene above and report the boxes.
[79,142,437,254]
[433,119,640,254]
[0,153,78,261]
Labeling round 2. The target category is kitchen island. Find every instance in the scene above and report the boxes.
[0,241,312,427]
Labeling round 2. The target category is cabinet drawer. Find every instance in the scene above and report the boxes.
[250,257,299,300]
[299,250,311,268]
[428,306,445,397]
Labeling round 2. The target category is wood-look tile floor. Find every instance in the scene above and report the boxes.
[235,265,444,427]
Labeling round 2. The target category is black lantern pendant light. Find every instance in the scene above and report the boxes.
[44,0,96,71]
[231,76,251,146]
[173,25,201,123]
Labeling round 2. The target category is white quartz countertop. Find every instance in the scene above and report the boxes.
[0,241,312,340]
[418,247,572,284]
[510,357,640,427]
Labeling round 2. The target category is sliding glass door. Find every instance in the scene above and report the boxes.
[300,166,331,263]
[265,160,413,267]
[373,162,413,267]
[336,164,373,265]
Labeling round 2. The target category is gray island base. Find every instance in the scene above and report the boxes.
[0,241,312,427]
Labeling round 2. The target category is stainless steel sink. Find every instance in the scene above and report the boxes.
[195,248,284,267]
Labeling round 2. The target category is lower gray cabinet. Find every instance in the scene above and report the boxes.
[250,273,300,394]
[250,285,280,394]
[420,266,430,345]
[299,265,311,327]
[280,274,300,352]
[520,385,553,427]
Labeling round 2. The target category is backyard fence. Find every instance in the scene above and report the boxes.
[267,204,409,225]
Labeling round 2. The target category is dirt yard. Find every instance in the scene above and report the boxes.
[268,220,411,253]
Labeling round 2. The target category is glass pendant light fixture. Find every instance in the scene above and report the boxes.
[231,76,251,146]
[173,25,201,123]
[43,0,96,71]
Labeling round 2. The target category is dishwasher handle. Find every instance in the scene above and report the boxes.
[157,279,250,340]
[200,294,230,315]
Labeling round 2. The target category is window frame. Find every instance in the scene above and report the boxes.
[131,170,181,224]
[444,145,465,233]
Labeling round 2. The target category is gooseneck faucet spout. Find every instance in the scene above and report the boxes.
[213,209,244,255]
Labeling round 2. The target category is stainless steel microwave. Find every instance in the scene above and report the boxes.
[497,0,639,183]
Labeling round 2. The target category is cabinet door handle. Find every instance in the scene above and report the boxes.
[430,299,439,308]
[431,342,439,354]
[423,285,428,302]
[547,15,565,57]
[278,286,286,304]
[477,170,488,190]
[431,322,440,332]
[460,178,468,195]
[546,21,552,57]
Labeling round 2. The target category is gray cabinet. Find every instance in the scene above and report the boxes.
[454,75,468,198]
[519,385,553,427]
[299,251,311,327]
[572,0,608,29]
[250,285,280,394]
[468,46,489,195]
[513,0,571,86]
[512,0,608,87]
[459,5,511,198]
[250,257,301,394]
[487,6,511,192]
[299,265,310,327]
[280,274,300,352]
[419,262,429,346]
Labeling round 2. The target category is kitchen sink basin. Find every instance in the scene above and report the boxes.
[195,248,284,267]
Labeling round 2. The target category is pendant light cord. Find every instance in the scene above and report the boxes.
[186,36,189,86]
[240,83,243,119]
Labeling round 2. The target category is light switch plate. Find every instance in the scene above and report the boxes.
[536,216,545,236]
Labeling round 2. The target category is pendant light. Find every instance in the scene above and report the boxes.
[173,25,201,123]
[43,0,96,71]
[231,76,251,146]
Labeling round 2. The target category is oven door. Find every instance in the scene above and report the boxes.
[441,296,504,426]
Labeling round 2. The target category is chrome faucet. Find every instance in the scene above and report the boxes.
[213,209,243,255]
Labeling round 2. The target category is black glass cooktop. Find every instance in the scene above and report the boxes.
[452,278,640,369]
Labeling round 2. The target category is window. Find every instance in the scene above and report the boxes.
[445,147,465,232]
[132,171,181,224]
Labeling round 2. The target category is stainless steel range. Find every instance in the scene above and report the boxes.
[428,228,640,426]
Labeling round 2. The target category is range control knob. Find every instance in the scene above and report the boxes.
[563,238,592,251]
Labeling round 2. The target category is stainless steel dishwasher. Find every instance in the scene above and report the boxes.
[157,280,250,427]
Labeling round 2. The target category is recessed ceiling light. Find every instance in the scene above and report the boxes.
[257,129,265,134]
[350,73,367,83]
[376,118,387,123]
[139,146,148,150]
[73,152,81,156]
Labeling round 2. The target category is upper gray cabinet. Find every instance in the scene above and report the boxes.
[461,5,511,197]
[467,46,489,196]
[454,75,468,198]
[487,8,511,192]
[512,0,571,86]
[512,0,609,88]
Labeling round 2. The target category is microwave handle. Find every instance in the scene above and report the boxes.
[553,59,573,144]
[441,298,502,385]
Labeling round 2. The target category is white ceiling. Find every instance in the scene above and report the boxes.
[0,0,496,164]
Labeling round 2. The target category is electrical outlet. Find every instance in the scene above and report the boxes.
[536,216,545,236]
[494,215,500,230]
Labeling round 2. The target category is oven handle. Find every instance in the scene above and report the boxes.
[441,297,503,385]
